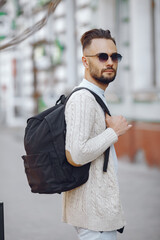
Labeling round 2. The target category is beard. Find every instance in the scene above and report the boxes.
[93,74,116,84]
[89,64,117,85]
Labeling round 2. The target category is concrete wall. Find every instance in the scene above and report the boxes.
[97,0,116,36]
[115,121,160,167]
[130,0,154,90]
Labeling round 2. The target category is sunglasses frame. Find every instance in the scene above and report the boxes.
[85,52,122,62]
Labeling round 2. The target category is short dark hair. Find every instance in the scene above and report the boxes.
[80,28,116,50]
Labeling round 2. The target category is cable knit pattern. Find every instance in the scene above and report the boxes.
[62,89,126,231]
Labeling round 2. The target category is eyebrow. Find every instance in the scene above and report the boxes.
[85,52,118,56]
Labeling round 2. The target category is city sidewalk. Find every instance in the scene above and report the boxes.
[0,126,160,240]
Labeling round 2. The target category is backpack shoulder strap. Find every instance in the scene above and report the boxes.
[66,87,111,116]
[66,87,111,172]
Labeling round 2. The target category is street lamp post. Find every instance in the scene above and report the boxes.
[0,202,4,240]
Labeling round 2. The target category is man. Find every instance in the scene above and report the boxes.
[62,29,132,240]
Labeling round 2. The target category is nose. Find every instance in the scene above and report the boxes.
[106,56,114,66]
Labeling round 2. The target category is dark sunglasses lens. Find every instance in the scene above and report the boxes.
[111,53,122,62]
[98,53,108,62]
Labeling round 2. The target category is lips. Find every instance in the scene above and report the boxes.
[102,69,115,73]
[104,70,114,72]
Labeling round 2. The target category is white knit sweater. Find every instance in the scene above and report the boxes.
[62,89,126,231]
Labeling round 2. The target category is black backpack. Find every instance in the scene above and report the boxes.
[22,87,111,194]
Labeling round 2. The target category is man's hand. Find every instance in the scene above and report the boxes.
[105,114,132,137]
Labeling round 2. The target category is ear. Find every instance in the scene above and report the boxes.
[82,56,89,69]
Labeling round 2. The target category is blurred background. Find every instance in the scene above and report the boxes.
[0,0,160,240]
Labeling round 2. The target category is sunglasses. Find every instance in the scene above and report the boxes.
[85,52,122,63]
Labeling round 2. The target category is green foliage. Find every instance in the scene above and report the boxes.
[0,12,7,16]
[38,0,51,7]
[0,36,6,41]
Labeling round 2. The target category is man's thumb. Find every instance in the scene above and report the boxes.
[105,113,111,120]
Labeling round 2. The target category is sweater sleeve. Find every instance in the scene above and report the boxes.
[65,90,118,165]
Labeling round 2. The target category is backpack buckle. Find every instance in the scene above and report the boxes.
[56,95,66,105]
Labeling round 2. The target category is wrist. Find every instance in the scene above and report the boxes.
[107,127,118,141]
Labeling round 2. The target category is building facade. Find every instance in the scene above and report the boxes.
[0,0,160,166]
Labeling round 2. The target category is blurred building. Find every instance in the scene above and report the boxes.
[0,0,160,167]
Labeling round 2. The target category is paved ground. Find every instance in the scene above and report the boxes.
[0,126,160,240]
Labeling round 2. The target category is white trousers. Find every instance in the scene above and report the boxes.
[75,227,117,240]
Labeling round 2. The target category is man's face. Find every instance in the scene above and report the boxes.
[84,39,118,85]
